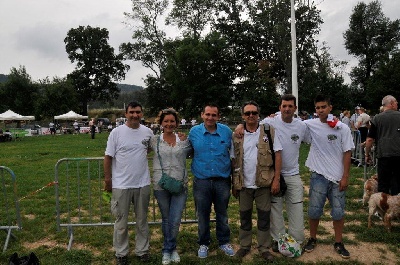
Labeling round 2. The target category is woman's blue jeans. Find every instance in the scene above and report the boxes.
[154,189,188,254]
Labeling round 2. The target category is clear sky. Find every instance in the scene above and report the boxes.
[0,0,398,87]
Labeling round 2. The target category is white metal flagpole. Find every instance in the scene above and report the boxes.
[290,0,299,112]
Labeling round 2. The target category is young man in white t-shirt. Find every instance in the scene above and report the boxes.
[104,101,154,264]
[303,95,354,259]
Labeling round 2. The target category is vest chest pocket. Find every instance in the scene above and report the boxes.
[258,143,273,167]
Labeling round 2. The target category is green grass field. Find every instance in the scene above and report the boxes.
[0,133,399,264]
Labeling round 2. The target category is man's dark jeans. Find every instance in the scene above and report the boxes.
[193,177,231,246]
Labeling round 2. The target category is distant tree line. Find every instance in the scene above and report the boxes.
[0,67,143,120]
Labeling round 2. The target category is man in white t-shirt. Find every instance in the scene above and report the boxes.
[73,120,80,134]
[104,101,154,264]
[260,94,307,252]
[303,95,354,259]
[180,118,186,126]
[349,106,360,130]
[355,107,370,142]
[190,118,196,126]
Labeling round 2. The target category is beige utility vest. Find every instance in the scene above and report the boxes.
[232,124,275,189]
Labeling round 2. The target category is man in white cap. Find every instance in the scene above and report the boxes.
[349,107,360,131]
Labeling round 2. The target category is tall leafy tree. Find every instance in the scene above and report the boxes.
[216,0,322,92]
[366,51,400,112]
[65,26,129,115]
[163,33,236,118]
[299,44,352,113]
[36,77,79,120]
[120,0,169,79]
[0,66,39,115]
[167,0,216,38]
[344,0,400,107]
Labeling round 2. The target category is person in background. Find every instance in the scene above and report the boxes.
[188,104,234,259]
[104,101,154,265]
[231,101,274,262]
[49,121,56,135]
[341,110,351,128]
[73,120,80,134]
[149,108,192,265]
[190,118,197,127]
[98,120,103,133]
[302,94,354,259]
[365,95,400,195]
[355,107,370,143]
[299,110,309,121]
[89,118,96,139]
[350,106,360,130]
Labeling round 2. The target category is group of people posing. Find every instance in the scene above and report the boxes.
[103,94,399,265]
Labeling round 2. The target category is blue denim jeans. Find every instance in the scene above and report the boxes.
[154,189,188,254]
[193,177,231,246]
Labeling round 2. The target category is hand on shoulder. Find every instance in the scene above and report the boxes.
[177,132,187,141]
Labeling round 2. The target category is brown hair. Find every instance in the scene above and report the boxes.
[156,108,179,124]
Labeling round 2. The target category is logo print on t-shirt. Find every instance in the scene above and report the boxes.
[291,134,300,144]
[327,134,338,142]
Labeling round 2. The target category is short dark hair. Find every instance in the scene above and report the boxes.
[156,108,179,124]
[241,100,260,113]
[202,103,219,114]
[125,101,143,113]
[280,94,297,106]
[314,94,331,105]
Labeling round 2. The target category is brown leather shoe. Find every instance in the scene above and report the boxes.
[235,248,250,258]
[261,251,274,262]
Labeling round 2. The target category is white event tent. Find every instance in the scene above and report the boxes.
[54,110,88,120]
[0,109,35,121]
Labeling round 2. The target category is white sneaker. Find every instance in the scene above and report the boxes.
[198,245,209,258]
[170,250,180,263]
[162,253,171,265]
[219,243,235,256]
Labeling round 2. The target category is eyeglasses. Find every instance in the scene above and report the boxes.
[244,111,259,116]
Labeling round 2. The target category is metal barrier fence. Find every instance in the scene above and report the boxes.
[55,157,199,250]
[350,130,378,181]
[0,166,22,252]
[351,130,363,166]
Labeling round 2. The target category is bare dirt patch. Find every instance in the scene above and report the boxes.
[23,237,59,249]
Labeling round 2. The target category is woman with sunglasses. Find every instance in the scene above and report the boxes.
[149,108,192,265]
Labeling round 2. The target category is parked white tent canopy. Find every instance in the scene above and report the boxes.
[54,110,88,120]
[0,109,35,120]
